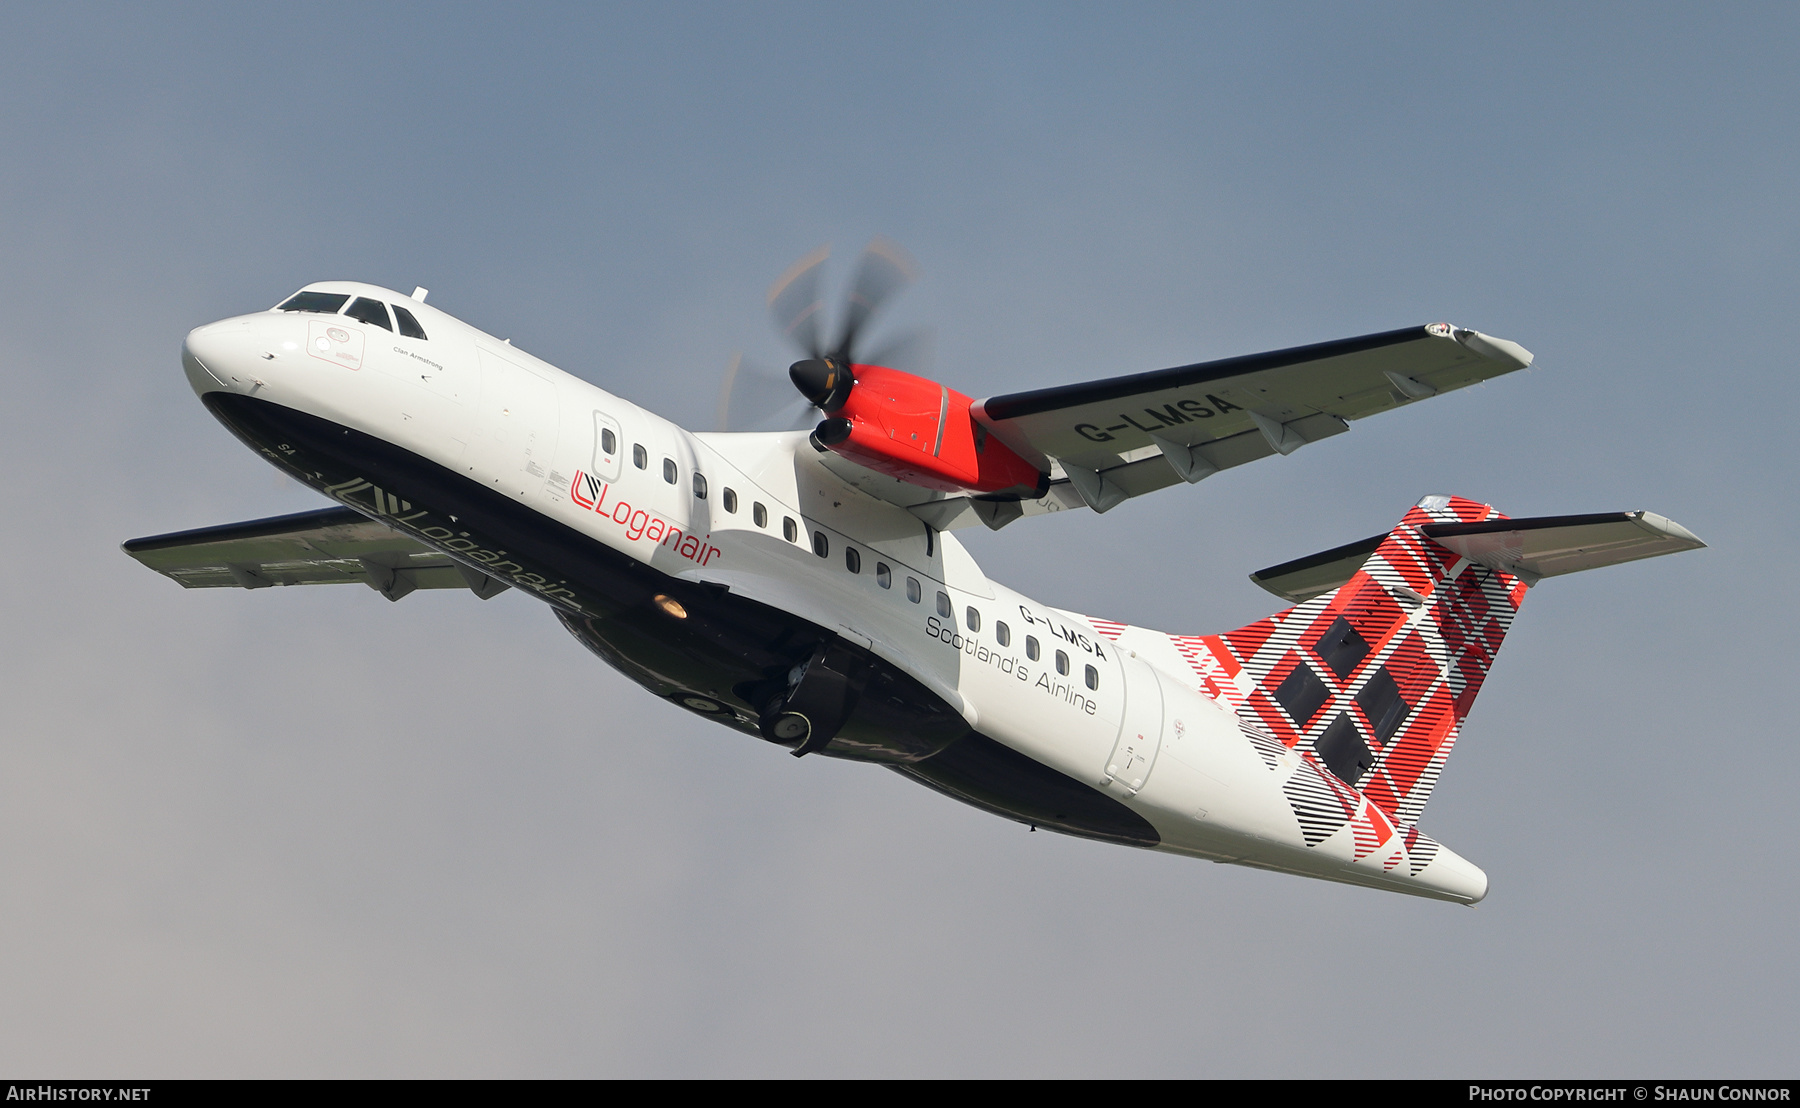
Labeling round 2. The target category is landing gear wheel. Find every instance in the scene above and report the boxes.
[764,711,811,743]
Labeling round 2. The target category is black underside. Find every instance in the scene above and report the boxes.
[202,392,1158,849]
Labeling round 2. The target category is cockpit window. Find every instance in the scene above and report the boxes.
[345,297,393,331]
[393,304,428,340]
[276,291,350,314]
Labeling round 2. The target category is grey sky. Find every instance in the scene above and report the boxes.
[0,3,1793,1076]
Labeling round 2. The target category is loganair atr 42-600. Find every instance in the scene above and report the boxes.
[127,243,1704,903]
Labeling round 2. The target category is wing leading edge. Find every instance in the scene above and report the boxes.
[122,506,509,602]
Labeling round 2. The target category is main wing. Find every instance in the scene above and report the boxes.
[904,324,1529,528]
[123,506,510,602]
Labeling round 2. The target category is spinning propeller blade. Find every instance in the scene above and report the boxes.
[717,351,820,432]
[722,238,923,430]
[833,236,918,364]
[766,245,830,359]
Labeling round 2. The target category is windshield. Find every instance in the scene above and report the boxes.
[276,291,350,314]
[345,297,392,331]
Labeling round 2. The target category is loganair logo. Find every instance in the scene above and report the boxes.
[570,471,721,567]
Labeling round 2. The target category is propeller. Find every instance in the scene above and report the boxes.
[770,235,928,422]
[830,236,917,366]
[715,351,820,433]
[715,239,923,431]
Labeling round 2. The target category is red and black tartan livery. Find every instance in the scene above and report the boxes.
[1216,495,1525,827]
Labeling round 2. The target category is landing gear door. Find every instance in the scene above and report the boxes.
[591,411,623,482]
[1102,655,1164,799]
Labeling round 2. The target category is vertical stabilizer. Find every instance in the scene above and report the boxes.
[1214,495,1526,825]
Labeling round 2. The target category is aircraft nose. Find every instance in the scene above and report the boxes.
[181,320,257,397]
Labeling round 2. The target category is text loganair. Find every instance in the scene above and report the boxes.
[570,471,721,567]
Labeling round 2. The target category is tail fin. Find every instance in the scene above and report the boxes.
[1206,495,1530,826]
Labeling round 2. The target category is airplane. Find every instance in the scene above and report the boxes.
[125,243,1705,904]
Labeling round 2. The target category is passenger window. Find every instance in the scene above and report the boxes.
[846,548,861,573]
[996,621,1010,647]
[723,488,738,513]
[876,562,891,589]
[346,297,392,331]
[965,607,980,632]
[753,502,768,527]
[1056,650,1070,676]
[1026,636,1040,661]
[694,473,707,500]
[662,458,677,484]
[905,577,921,603]
[601,428,617,455]
[935,592,952,618]
[633,444,647,469]
[393,304,428,340]
[783,517,797,542]
[1085,665,1099,690]
[812,531,829,558]
[276,291,349,314]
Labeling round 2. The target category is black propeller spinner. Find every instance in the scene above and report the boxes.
[770,238,918,416]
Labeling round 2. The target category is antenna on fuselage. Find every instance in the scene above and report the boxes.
[411,287,429,302]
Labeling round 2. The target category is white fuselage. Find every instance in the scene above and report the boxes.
[181,281,1486,902]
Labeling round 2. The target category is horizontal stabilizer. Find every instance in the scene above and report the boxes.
[123,506,509,601]
[1251,509,1704,600]
[1250,533,1386,603]
[1420,510,1705,585]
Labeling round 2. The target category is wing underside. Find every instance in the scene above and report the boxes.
[122,506,508,602]
[866,324,1531,530]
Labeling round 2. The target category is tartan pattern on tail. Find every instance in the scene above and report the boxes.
[1211,495,1525,826]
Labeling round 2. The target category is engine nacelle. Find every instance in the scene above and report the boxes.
[808,363,1046,497]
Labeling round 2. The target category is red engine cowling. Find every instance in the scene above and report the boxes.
[812,364,1046,497]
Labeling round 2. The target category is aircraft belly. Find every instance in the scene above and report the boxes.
[195,395,1160,844]
[892,733,1159,847]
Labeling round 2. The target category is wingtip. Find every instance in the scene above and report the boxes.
[1632,511,1707,550]
[1458,328,1533,370]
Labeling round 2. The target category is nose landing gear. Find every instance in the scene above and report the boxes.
[756,638,869,757]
